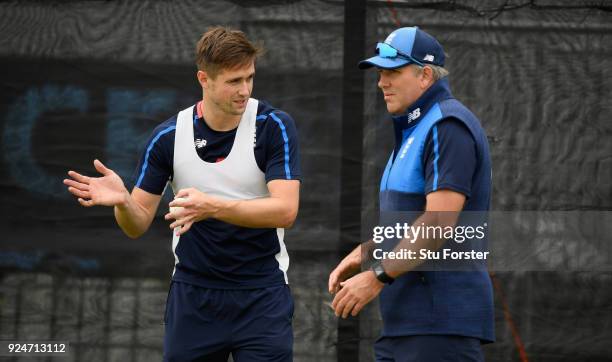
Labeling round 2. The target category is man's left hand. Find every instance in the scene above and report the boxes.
[164,188,224,235]
[331,270,384,318]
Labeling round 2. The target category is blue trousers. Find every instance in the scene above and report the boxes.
[163,281,294,362]
[375,335,485,362]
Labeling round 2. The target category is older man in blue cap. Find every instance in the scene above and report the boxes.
[329,27,494,361]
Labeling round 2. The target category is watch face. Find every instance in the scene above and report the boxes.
[373,263,393,284]
[373,264,385,278]
[375,265,384,277]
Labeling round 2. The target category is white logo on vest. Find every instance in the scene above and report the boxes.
[195,138,207,149]
[407,108,421,124]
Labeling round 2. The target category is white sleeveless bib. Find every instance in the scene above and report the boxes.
[171,98,268,198]
[169,98,289,282]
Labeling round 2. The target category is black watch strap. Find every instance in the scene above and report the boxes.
[371,261,394,284]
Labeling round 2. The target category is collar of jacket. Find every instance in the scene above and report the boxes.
[391,78,454,149]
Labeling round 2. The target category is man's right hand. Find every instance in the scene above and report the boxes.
[328,244,363,294]
[63,159,129,208]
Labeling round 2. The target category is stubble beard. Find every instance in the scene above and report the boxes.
[212,96,246,117]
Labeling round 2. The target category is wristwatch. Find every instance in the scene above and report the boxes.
[371,261,395,284]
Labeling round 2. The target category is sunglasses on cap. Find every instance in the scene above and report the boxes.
[376,42,424,67]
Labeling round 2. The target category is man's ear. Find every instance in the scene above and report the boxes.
[197,70,209,89]
[421,66,434,89]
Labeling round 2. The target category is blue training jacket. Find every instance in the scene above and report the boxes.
[378,78,495,343]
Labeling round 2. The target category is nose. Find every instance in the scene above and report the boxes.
[238,80,250,97]
[378,73,389,89]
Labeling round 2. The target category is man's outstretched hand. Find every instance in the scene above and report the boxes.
[63,159,128,207]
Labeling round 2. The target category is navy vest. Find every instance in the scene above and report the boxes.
[378,79,495,342]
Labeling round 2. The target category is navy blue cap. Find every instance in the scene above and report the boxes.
[359,27,445,69]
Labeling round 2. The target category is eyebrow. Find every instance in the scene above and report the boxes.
[227,72,255,83]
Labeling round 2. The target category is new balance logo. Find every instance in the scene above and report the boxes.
[195,138,207,148]
[407,108,421,124]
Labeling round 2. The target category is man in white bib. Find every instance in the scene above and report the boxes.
[64,26,301,361]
